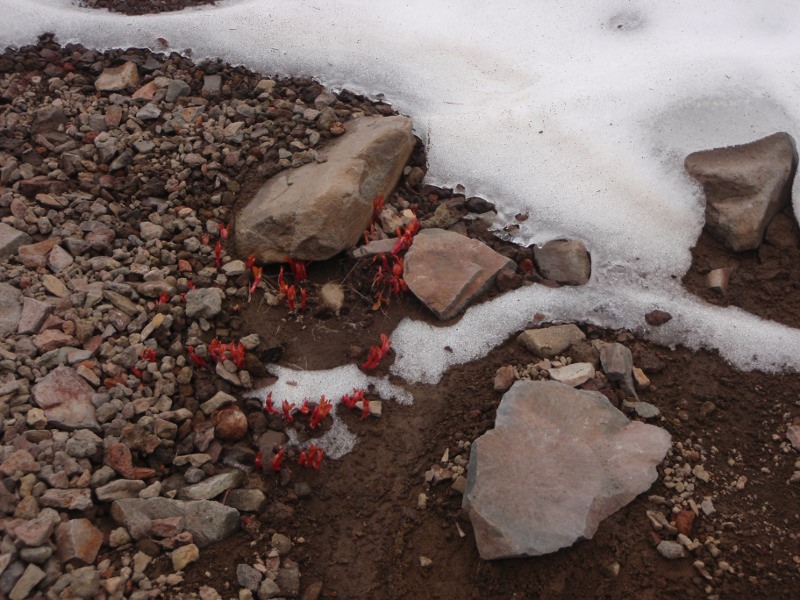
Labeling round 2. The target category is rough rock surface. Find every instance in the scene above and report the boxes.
[403,228,515,320]
[110,497,240,547]
[463,380,671,559]
[685,132,798,252]
[533,239,591,285]
[517,324,585,358]
[31,365,99,431]
[0,282,22,337]
[235,115,415,262]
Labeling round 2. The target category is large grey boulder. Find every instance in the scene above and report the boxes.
[235,115,415,263]
[685,132,798,252]
[463,380,671,559]
[403,228,515,320]
[111,497,239,547]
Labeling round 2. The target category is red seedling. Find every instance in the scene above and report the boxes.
[187,280,196,290]
[246,255,257,269]
[287,258,309,282]
[218,222,230,240]
[286,285,296,312]
[264,392,279,415]
[309,396,333,429]
[391,218,420,255]
[130,367,143,379]
[201,233,209,246]
[270,447,285,472]
[361,397,371,420]
[372,194,385,222]
[214,240,222,269]
[228,342,246,369]
[155,291,170,306]
[186,345,206,367]
[140,348,157,362]
[282,400,296,423]
[250,266,263,296]
[299,399,311,415]
[298,444,324,470]
[278,267,289,296]
[361,333,392,370]
[254,451,263,470]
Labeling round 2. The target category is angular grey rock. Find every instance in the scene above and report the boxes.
[32,365,99,431]
[17,296,53,335]
[463,380,671,559]
[111,497,239,547]
[599,342,638,399]
[226,489,267,513]
[0,282,22,337]
[166,79,191,102]
[517,324,585,358]
[180,470,244,501]
[235,116,415,263]
[685,132,798,252]
[403,228,515,320]
[657,540,685,560]
[185,287,224,319]
[96,479,147,501]
[237,563,263,592]
[9,564,45,600]
[533,239,591,285]
[40,488,93,511]
[0,223,32,261]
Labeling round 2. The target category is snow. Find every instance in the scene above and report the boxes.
[2,0,800,387]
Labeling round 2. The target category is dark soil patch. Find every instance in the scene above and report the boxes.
[80,0,216,16]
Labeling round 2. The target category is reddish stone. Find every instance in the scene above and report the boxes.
[105,442,136,479]
[17,238,61,268]
[519,258,535,273]
[32,365,99,431]
[674,509,696,537]
[18,176,68,198]
[55,519,103,565]
[645,310,672,327]
[32,329,78,353]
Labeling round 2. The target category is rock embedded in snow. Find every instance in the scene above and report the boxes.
[235,115,415,263]
[685,132,798,252]
[403,228,515,320]
[533,239,591,285]
[31,365,99,431]
[463,380,671,559]
[517,324,585,358]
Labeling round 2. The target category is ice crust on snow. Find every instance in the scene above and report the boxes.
[246,364,411,459]
[3,0,800,383]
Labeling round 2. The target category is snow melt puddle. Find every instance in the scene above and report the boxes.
[245,364,412,459]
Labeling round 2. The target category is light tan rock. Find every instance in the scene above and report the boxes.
[95,62,139,92]
[533,239,591,285]
[685,132,798,252]
[235,116,414,263]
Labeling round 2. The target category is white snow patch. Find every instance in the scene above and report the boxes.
[246,364,411,459]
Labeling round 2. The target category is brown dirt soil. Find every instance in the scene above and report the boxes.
[80,0,216,16]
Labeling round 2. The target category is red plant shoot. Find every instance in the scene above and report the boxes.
[218,222,230,240]
[299,399,311,415]
[130,367,143,379]
[286,285,296,312]
[300,287,307,311]
[287,258,309,282]
[250,265,263,296]
[270,447,285,472]
[186,345,206,367]
[282,400,296,423]
[214,240,222,269]
[246,255,257,269]
[361,397,371,420]
[372,194,385,222]
[298,444,324,470]
[155,291,170,306]
[309,396,333,429]
[264,392,279,415]
[254,451,263,470]
[361,333,392,370]
[140,348,157,362]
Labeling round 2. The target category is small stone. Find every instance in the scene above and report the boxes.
[657,540,686,560]
[172,544,200,571]
[42,274,68,297]
[633,402,660,419]
[493,365,516,392]
[548,362,594,387]
[185,287,224,319]
[181,471,244,501]
[258,578,280,600]
[271,533,292,556]
[706,267,733,296]
[226,489,267,512]
[237,564,263,591]
[55,518,104,565]
[96,62,139,91]
[9,564,45,600]
[645,310,672,326]
[0,223,33,261]
[518,324,585,358]
[419,556,433,568]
